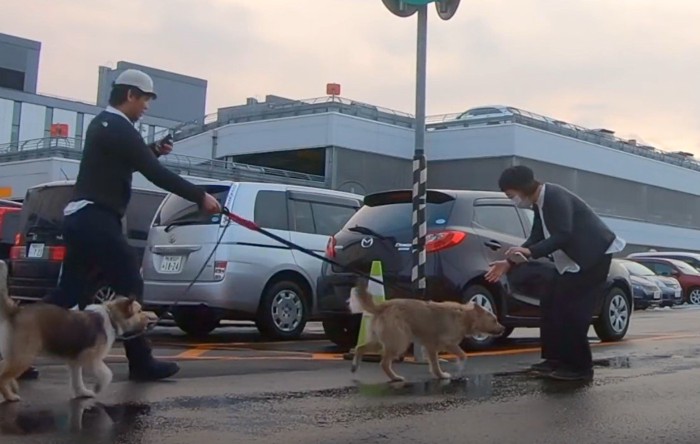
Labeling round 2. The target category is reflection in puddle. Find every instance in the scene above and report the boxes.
[356,375,495,399]
[594,356,632,368]
[0,398,150,438]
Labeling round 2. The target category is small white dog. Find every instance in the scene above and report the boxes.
[0,260,157,402]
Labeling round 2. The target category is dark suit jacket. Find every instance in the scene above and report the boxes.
[522,183,616,271]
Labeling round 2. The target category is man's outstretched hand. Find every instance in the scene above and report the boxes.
[485,260,511,283]
[201,192,222,214]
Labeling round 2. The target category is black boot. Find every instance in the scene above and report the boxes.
[19,367,39,380]
[123,335,179,381]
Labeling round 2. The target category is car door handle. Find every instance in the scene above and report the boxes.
[484,240,502,251]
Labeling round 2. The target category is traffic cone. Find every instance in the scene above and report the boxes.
[343,261,386,362]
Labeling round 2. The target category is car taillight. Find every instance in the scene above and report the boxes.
[49,246,66,262]
[14,233,23,246]
[326,236,337,259]
[214,261,227,280]
[10,245,25,260]
[426,231,467,253]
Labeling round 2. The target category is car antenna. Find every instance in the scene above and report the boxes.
[60,168,69,180]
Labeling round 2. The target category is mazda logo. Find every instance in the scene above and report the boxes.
[361,237,374,249]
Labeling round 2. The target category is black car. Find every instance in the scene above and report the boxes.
[0,199,22,260]
[317,189,633,350]
[9,180,165,303]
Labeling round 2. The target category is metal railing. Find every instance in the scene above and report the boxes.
[0,137,327,187]
[426,106,700,173]
[171,95,416,141]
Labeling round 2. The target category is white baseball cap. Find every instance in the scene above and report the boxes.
[113,69,157,98]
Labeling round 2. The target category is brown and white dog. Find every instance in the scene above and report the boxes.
[0,260,157,402]
[349,279,506,382]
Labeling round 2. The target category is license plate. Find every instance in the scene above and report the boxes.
[675,289,682,298]
[159,256,184,274]
[653,290,661,299]
[27,243,45,258]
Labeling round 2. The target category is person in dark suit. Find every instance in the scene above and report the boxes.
[486,166,625,381]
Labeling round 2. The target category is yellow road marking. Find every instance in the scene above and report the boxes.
[105,333,700,363]
[174,345,210,359]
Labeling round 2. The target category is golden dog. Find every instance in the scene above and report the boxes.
[349,279,505,382]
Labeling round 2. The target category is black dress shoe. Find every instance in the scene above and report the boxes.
[129,360,180,381]
[548,368,594,381]
[529,360,560,375]
[19,367,39,380]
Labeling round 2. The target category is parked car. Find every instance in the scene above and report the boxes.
[317,189,634,350]
[628,251,700,271]
[627,257,700,305]
[0,199,22,260]
[616,260,669,309]
[142,181,363,339]
[456,106,514,122]
[9,180,166,303]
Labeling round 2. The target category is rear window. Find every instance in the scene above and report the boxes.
[154,184,230,227]
[347,201,455,234]
[19,185,74,235]
[126,191,165,240]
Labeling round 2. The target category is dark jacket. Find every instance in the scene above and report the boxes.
[72,111,204,218]
[522,183,615,271]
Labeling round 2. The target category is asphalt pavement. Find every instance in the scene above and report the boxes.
[2,306,700,443]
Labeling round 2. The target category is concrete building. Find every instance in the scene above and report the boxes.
[172,97,700,255]
[0,33,191,151]
[96,61,207,123]
[0,33,40,94]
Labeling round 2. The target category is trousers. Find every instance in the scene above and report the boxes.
[44,204,143,308]
[539,254,612,372]
[43,204,154,367]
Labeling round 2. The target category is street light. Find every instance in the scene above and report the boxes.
[381,0,461,298]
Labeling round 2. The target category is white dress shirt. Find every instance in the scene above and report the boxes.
[536,184,626,275]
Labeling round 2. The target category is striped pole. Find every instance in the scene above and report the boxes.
[411,154,427,297]
[411,5,428,300]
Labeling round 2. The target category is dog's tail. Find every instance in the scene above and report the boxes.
[0,260,18,320]
[349,278,382,315]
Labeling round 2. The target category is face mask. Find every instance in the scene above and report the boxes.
[510,195,531,208]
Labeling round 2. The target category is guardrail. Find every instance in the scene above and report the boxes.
[171,95,416,141]
[426,107,700,173]
[0,137,327,187]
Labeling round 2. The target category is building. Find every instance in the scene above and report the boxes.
[172,97,700,255]
[0,33,187,149]
[96,61,207,123]
[0,33,40,93]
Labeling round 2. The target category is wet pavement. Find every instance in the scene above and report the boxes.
[3,306,700,443]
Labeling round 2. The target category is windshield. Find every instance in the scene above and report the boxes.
[19,185,74,235]
[623,261,655,276]
[674,260,700,275]
[154,184,230,227]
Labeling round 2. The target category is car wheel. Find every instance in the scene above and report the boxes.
[256,280,308,340]
[460,285,503,351]
[322,315,361,350]
[687,287,700,305]
[94,285,117,304]
[173,307,220,337]
[594,287,631,342]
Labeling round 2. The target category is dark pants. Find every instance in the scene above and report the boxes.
[540,254,612,372]
[43,205,154,367]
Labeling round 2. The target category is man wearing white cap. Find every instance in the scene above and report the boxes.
[34,69,222,381]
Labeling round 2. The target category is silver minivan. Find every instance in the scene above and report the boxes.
[142,181,362,339]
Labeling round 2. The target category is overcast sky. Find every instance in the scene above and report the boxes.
[3,0,699,153]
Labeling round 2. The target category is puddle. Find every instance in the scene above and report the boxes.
[0,399,150,438]
[594,356,632,368]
